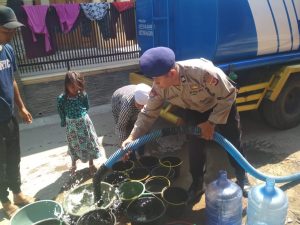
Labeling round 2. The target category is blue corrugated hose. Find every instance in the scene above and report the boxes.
[104,126,300,182]
[93,126,300,203]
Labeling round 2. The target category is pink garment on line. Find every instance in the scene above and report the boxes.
[22,5,52,52]
[112,1,134,13]
[51,4,80,33]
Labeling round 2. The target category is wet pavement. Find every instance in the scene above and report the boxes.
[1,106,299,225]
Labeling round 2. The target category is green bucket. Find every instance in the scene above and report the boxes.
[118,181,145,202]
[63,182,118,218]
[128,167,150,183]
[145,176,171,197]
[126,196,166,225]
[10,200,63,225]
[162,186,188,218]
[112,160,135,173]
[76,209,116,225]
[104,171,129,187]
[159,156,183,179]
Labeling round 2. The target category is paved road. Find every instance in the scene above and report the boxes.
[1,106,299,224]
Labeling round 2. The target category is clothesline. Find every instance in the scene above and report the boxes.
[20,2,136,59]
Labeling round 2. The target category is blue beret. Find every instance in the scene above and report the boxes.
[139,47,175,77]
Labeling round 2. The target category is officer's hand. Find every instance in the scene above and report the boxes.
[198,121,215,140]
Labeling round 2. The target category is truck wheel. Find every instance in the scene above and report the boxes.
[261,77,300,129]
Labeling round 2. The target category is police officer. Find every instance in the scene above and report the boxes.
[122,47,250,202]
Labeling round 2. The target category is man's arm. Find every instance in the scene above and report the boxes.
[13,80,32,124]
[122,87,164,147]
[198,63,236,140]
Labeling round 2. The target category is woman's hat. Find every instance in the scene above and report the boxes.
[134,83,152,105]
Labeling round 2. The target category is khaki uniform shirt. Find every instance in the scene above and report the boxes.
[131,58,237,138]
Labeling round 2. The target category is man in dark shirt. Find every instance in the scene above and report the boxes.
[0,6,34,218]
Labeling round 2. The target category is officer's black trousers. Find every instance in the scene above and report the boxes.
[184,103,245,184]
[0,116,22,203]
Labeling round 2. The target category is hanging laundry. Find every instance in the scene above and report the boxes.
[97,12,112,40]
[22,5,52,52]
[78,9,93,37]
[80,3,109,21]
[20,5,57,59]
[109,5,118,39]
[112,1,134,12]
[51,3,80,33]
[80,3,111,39]
[111,1,136,41]
[7,0,24,21]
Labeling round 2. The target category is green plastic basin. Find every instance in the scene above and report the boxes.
[118,181,145,202]
[10,200,63,225]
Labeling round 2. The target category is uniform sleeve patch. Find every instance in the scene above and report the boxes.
[204,72,219,86]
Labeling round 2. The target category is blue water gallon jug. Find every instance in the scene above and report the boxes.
[205,170,242,225]
[246,178,288,225]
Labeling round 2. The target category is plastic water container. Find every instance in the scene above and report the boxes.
[246,178,288,225]
[205,170,242,225]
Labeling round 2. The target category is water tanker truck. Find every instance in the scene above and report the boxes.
[129,0,300,129]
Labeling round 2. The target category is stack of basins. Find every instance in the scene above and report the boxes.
[105,155,187,224]
[59,155,186,225]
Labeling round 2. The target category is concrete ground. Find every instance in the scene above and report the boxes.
[0,105,300,225]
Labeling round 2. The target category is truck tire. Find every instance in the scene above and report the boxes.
[261,77,300,129]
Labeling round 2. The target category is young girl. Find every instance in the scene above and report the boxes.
[57,71,106,175]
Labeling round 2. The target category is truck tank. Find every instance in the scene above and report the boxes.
[136,0,300,72]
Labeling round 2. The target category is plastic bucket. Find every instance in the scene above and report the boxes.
[118,181,145,202]
[138,156,159,171]
[126,196,166,225]
[112,160,134,173]
[63,182,118,218]
[162,186,188,218]
[104,171,129,187]
[76,209,116,225]
[116,180,145,215]
[128,167,150,183]
[144,176,170,198]
[159,156,182,179]
[10,200,63,225]
[150,165,175,181]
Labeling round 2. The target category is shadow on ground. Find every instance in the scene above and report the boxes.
[35,169,93,201]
